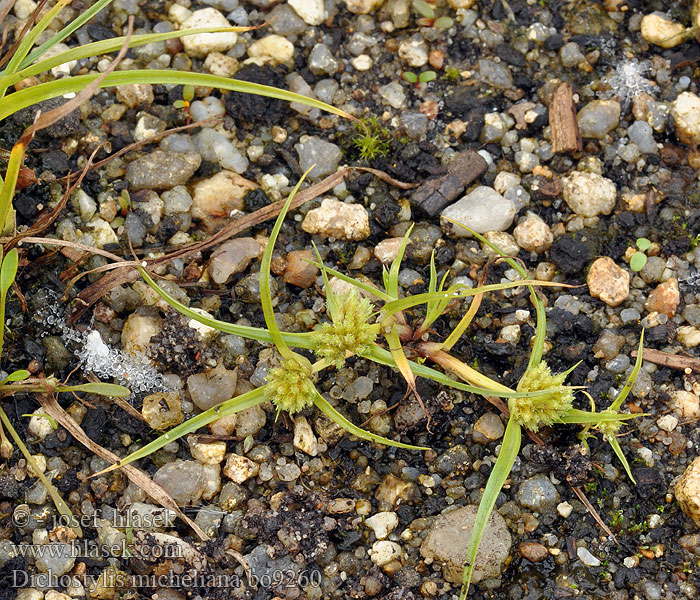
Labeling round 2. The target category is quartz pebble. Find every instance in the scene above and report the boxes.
[644,278,680,317]
[283,249,318,288]
[187,365,237,411]
[441,187,516,237]
[293,416,318,456]
[365,511,399,540]
[577,100,620,139]
[513,214,553,253]
[181,9,238,58]
[472,412,505,444]
[121,312,162,354]
[671,92,700,145]
[289,0,326,25]
[142,392,184,431]
[587,257,630,307]
[209,238,261,284]
[302,198,370,240]
[35,543,75,575]
[562,171,617,217]
[248,35,294,64]
[577,547,601,567]
[369,540,403,566]
[519,541,549,562]
[641,13,689,48]
[676,456,700,527]
[153,460,205,505]
[516,474,560,512]
[295,136,342,179]
[191,171,257,220]
[670,390,700,418]
[223,453,259,483]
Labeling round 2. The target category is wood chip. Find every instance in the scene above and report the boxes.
[550,82,582,154]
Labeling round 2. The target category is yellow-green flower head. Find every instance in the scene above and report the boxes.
[511,362,574,432]
[314,290,376,369]
[597,410,623,438]
[265,358,316,414]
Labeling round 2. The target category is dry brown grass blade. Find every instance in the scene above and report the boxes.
[69,166,416,321]
[38,394,209,541]
[571,484,619,545]
[0,0,46,70]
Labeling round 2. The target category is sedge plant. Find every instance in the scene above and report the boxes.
[89,195,644,599]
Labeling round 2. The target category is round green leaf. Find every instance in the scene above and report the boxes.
[635,237,651,252]
[629,251,647,272]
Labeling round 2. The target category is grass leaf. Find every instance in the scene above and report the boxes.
[57,382,132,397]
[609,330,645,412]
[460,418,521,599]
[259,169,312,363]
[386,225,413,299]
[1,369,30,384]
[608,434,636,484]
[92,386,268,477]
[0,70,357,123]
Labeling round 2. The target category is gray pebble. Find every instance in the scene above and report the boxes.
[628,121,658,154]
[516,474,560,512]
[126,151,201,191]
[295,136,342,179]
[478,58,513,89]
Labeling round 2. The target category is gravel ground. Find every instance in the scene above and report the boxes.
[1,0,700,599]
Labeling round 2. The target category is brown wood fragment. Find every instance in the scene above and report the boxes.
[409,149,488,216]
[550,82,582,154]
[632,348,700,373]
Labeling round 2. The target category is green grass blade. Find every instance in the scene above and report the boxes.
[308,262,392,302]
[0,0,71,98]
[609,330,645,412]
[0,144,23,233]
[137,267,314,348]
[0,247,18,358]
[0,404,82,537]
[380,280,560,317]
[17,0,114,69]
[312,243,338,321]
[0,70,356,123]
[93,386,268,477]
[312,391,428,451]
[3,27,252,91]
[460,418,521,600]
[449,220,548,369]
[386,225,413,299]
[259,170,311,363]
[57,383,131,397]
[608,435,636,484]
[558,409,641,424]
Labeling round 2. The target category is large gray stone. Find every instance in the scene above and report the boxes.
[420,505,512,584]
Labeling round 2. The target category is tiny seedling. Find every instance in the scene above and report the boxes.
[173,84,195,126]
[402,70,437,86]
[412,0,454,28]
[630,237,651,272]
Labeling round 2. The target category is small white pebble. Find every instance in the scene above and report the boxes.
[557,501,573,518]
[656,414,678,432]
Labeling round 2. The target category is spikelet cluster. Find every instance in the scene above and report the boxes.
[511,362,574,432]
[314,291,376,369]
[264,358,316,414]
